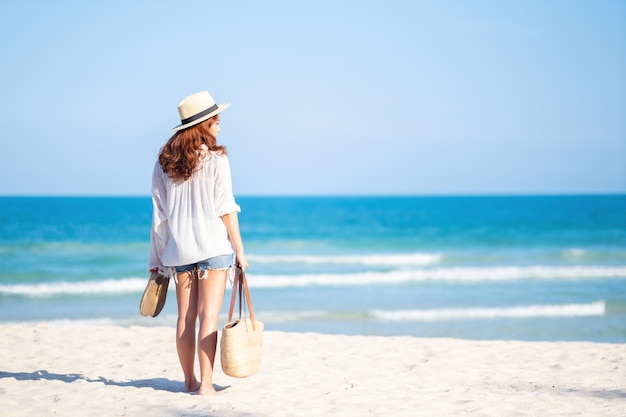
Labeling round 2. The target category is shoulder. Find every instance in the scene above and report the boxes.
[205,151,230,164]
[210,151,228,160]
[200,151,231,175]
[152,160,164,176]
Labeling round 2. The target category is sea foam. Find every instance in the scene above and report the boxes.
[250,266,626,287]
[370,301,606,321]
[2,265,625,297]
[247,252,443,266]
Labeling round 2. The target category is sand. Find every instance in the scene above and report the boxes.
[0,324,624,417]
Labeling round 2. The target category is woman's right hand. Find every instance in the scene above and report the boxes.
[236,252,249,271]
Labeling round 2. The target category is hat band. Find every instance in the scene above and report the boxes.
[180,103,219,125]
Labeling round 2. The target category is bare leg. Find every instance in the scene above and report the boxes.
[197,269,228,396]
[175,271,200,392]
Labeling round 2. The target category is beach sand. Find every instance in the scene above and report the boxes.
[0,324,624,416]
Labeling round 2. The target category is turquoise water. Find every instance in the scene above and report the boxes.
[1,195,625,342]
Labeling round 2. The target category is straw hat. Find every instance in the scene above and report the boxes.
[173,91,230,131]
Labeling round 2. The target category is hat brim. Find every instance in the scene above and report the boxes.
[172,103,230,131]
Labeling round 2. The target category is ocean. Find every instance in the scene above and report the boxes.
[1,195,625,343]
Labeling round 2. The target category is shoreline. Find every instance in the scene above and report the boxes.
[1,315,623,344]
[1,323,624,416]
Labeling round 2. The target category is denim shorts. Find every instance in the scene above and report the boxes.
[175,253,235,274]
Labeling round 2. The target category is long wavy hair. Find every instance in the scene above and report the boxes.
[158,115,227,182]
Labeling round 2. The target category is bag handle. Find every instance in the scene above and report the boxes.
[227,266,257,331]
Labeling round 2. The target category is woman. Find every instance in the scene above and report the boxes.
[149,90,248,396]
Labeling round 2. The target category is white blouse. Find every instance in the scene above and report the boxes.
[149,148,241,270]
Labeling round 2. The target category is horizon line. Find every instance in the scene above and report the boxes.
[1,192,625,198]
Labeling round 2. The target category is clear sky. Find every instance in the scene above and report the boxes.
[1,0,624,196]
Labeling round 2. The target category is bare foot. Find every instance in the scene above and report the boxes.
[185,379,200,393]
[198,384,217,396]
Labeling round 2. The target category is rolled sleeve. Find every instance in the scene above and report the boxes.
[214,155,241,217]
[149,164,169,270]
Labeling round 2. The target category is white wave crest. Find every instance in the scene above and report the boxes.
[247,252,442,266]
[370,301,606,321]
[1,265,625,297]
[0,278,148,297]
[249,265,626,287]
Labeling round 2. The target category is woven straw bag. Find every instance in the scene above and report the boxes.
[220,267,263,378]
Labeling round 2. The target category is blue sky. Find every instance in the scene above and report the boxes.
[1,0,624,196]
